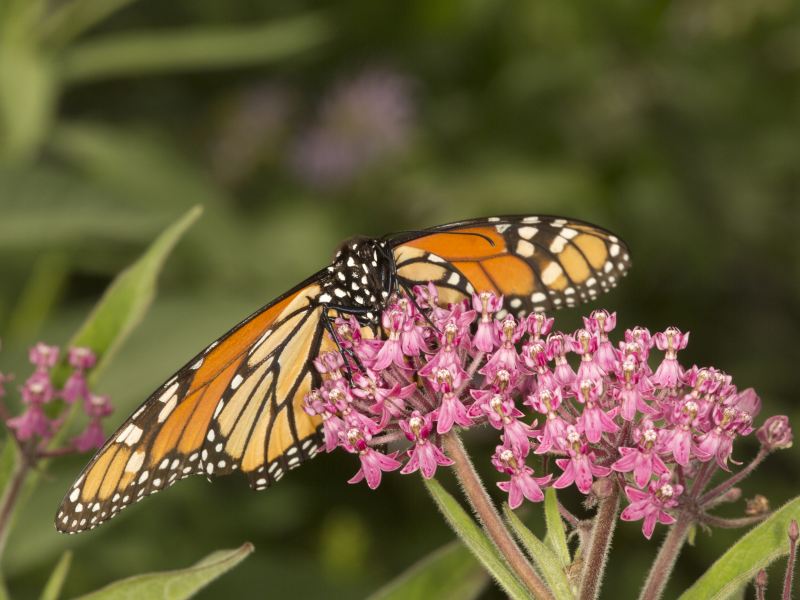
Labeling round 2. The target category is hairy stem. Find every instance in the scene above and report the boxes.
[699,449,767,506]
[639,514,692,600]
[442,431,553,600]
[579,479,620,600]
[701,513,769,529]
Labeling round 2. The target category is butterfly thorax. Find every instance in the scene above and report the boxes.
[320,237,394,325]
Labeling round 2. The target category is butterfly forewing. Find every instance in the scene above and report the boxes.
[56,277,332,534]
[391,216,630,314]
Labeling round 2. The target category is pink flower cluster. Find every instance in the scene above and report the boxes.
[2,342,112,451]
[304,287,790,539]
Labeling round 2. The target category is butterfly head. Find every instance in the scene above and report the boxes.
[323,237,395,324]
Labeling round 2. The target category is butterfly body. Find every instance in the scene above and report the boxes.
[321,237,395,325]
[56,215,630,534]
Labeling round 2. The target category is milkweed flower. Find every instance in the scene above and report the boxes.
[3,342,112,453]
[304,289,790,539]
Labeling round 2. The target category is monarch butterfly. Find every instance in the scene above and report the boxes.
[56,215,630,533]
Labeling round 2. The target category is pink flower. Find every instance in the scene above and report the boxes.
[584,310,618,372]
[620,475,683,539]
[652,328,689,387]
[472,292,502,352]
[400,412,454,478]
[436,391,472,434]
[7,405,54,441]
[757,415,793,451]
[371,308,408,370]
[525,312,554,340]
[345,428,402,489]
[29,343,59,370]
[62,370,89,404]
[553,427,611,494]
[493,447,552,508]
[73,419,106,452]
[612,423,669,487]
[68,347,96,371]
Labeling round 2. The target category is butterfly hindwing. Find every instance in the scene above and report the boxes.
[56,275,332,533]
[391,215,630,314]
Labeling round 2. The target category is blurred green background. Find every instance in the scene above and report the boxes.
[1,0,799,598]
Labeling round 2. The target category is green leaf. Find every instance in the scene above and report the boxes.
[678,496,800,600]
[61,14,330,83]
[0,42,56,163]
[0,440,17,498]
[75,543,253,600]
[423,478,529,600]
[543,488,570,567]
[368,541,488,600]
[504,505,574,600]
[40,551,72,600]
[52,205,203,386]
[40,0,136,47]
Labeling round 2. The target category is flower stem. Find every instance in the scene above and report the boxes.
[639,513,692,600]
[699,449,767,505]
[442,431,553,600]
[0,455,30,559]
[579,478,620,600]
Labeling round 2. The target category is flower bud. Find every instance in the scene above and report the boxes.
[756,415,793,451]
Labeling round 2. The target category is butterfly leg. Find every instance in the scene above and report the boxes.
[320,307,369,380]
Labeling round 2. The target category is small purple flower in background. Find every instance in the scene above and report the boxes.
[291,69,414,189]
[210,83,295,186]
[302,287,791,541]
[2,342,112,455]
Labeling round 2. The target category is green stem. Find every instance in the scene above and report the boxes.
[0,455,29,559]
[442,432,553,600]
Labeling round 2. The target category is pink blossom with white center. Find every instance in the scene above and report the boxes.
[482,315,524,375]
[652,328,689,387]
[620,475,683,539]
[344,427,401,489]
[472,292,503,352]
[571,329,604,382]
[400,411,454,478]
[7,404,53,441]
[584,309,618,372]
[493,446,552,508]
[612,422,669,487]
[553,427,611,494]
[29,343,59,370]
[548,332,576,386]
[576,379,619,444]
[525,312,554,341]
[616,357,653,421]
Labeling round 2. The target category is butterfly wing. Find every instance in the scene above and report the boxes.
[56,273,338,534]
[391,215,630,314]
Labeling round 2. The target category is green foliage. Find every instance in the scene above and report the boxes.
[423,478,529,600]
[61,14,331,82]
[504,504,574,599]
[52,205,202,387]
[543,488,571,568]
[368,541,488,600]
[678,497,800,600]
[40,551,72,600]
[74,544,253,600]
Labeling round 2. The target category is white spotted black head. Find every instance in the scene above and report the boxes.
[320,237,394,324]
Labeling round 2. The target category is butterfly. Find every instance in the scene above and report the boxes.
[56,215,630,534]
